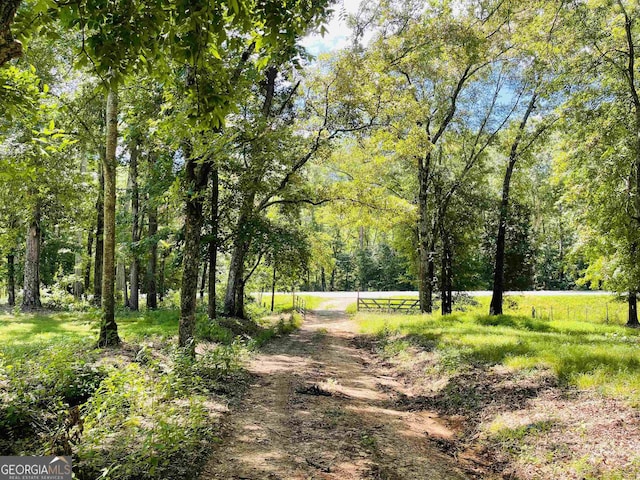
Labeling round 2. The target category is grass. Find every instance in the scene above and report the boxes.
[357,295,640,479]
[256,293,326,312]
[357,295,640,403]
[0,304,300,479]
[485,293,629,323]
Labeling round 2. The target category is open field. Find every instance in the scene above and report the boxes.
[354,297,640,479]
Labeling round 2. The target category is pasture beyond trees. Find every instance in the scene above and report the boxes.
[3,0,640,478]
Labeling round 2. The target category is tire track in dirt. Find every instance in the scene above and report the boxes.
[200,301,471,479]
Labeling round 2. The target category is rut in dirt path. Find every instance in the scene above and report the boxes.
[200,302,472,480]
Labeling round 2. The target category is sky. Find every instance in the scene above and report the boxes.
[301,0,365,56]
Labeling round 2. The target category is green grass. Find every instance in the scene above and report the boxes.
[256,293,326,312]
[357,295,640,404]
[0,305,300,478]
[0,308,184,344]
[483,293,628,323]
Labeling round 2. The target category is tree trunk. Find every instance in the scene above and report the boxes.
[446,242,453,313]
[426,239,434,313]
[321,267,326,291]
[207,168,218,320]
[146,153,159,309]
[224,193,255,318]
[623,8,640,328]
[0,0,22,66]
[98,87,120,347]
[224,237,250,318]
[146,202,158,309]
[84,228,93,293]
[440,230,453,316]
[271,265,276,312]
[199,260,208,302]
[417,156,433,313]
[7,253,15,306]
[179,142,211,352]
[117,259,128,306]
[159,252,166,302]
[628,291,639,327]
[22,203,41,311]
[489,166,512,315]
[128,139,140,311]
[490,93,537,316]
[93,160,104,306]
[73,229,84,300]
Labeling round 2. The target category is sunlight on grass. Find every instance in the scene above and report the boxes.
[0,311,94,347]
[357,295,640,404]
[258,293,326,312]
[0,308,182,355]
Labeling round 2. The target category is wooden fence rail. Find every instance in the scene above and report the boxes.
[530,303,622,323]
[357,297,420,313]
[294,295,307,319]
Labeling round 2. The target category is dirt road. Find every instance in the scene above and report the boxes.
[200,301,472,480]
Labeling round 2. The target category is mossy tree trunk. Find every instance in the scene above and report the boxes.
[98,87,120,347]
[7,253,15,307]
[179,141,211,353]
[0,0,22,66]
[22,203,41,311]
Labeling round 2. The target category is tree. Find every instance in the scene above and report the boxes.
[97,87,119,346]
[0,0,22,66]
[559,0,640,327]
[490,92,539,314]
[351,0,521,312]
[220,59,379,317]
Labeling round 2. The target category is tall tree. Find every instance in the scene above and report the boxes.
[208,167,219,320]
[490,92,538,315]
[22,201,41,310]
[93,161,104,306]
[560,0,640,327]
[98,87,120,346]
[178,140,211,350]
[128,137,140,311]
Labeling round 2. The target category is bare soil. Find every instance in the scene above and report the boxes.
[200,302,475,480]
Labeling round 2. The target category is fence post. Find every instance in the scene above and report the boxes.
[357,290,360,312]
[532,306,536,318]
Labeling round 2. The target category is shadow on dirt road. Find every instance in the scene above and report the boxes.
[200,301,474,480]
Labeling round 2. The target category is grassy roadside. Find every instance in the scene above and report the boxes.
[0,306,301,479]
[355,295,640,479]
[256,293,326,312]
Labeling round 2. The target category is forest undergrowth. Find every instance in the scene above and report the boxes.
[0,300,301,479]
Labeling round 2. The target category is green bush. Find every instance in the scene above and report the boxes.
[195,315,234,343]
[76,363,211,480]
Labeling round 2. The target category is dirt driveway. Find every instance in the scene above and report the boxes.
[200,301,473,479]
